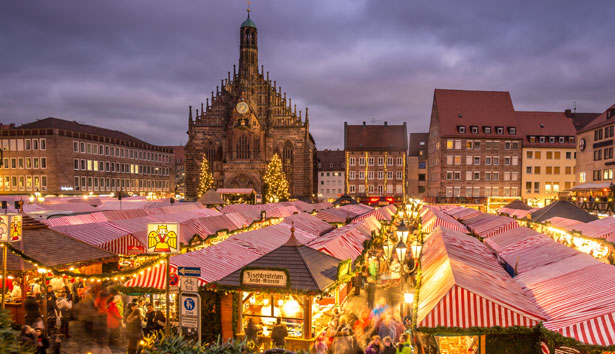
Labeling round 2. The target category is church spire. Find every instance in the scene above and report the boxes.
[239,6,258,79]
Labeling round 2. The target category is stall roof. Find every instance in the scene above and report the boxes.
[502,200,533,211]
[565,217,615,242]
[530,200,598,223]
[417,227,546,328]
[198,189,226,206]
[282,213,334,236]
[216,231,340,292]
[462,214,519,238]
[7,223,116,271]
[309,215,380,260]
[332,194,359,206]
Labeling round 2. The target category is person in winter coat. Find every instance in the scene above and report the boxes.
[24,295,41,327]
[18,325,37,347]
[34,327,50,354]
[366,335,383,354]
[125,303,143,354]
[331,327,354,354]
[312,331,328,354]
[107,294,123,346]
[144,303,166,336]
[271,317,288,348]
[382,336,396,354]
[396,333,413,354]
[244,317,262,347]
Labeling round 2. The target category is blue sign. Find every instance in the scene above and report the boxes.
[178,267,201,277]
[184,297,196,311]
[169,273,179,286]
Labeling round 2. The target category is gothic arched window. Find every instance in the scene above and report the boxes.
[236,135,250,160]
[206,145,217,170]
[253,136,260,159]
[283,142,293,178]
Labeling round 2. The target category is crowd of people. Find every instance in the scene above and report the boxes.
[17,278,167,354]
[310,299,412,354]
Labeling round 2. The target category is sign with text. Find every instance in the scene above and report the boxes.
[241,269,288,288]
[177,266,201,277]
[0,214,22,242]
[147,223,179,254]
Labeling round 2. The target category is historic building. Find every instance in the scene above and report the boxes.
[408,133,428,199]
[576,105,615,188]
[426,89,523,202]
[316,149,345,201]
[518,111,580,207]
[0,118,174,195]
[344,122,408,203]
[185,12,316,200]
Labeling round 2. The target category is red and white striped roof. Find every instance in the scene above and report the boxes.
[462,214,520,238]
[308,215,381,260]
[418,227,546,328]
[421,207,468,234]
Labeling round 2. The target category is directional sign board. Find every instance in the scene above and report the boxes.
[181,295,198,318]
[177,266,201,277]
[181,276,198,293]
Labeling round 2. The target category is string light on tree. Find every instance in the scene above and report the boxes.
[197,153,215,197]
[263,153,290,203]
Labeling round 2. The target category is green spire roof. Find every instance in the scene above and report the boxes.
[241,15,256,28]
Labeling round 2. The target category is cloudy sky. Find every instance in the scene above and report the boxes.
[1,1,613,149]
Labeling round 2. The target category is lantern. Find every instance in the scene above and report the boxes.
[396,221,410,244]
[395,240,407,262]
[410,239,423,260]
[383,240,394,260]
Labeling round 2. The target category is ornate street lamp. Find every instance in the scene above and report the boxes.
[397,221,410,244]
[410,238,423,260]
[395,240,407,263]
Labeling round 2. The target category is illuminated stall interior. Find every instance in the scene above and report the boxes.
[215,230,349,350]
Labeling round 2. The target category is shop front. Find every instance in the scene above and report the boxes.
[212,231,351,352]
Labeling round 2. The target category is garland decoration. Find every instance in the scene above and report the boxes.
[5,242,165,281]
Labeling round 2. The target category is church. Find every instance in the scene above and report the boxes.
[185,10,316,200]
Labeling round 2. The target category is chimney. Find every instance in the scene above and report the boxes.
[384,121,388,126]
[362,121,366,126]
[565,109,572,118]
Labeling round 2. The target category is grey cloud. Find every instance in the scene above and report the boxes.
[0,0,613,150]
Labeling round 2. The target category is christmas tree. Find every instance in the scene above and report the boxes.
[197,153,215,198]
[263,153,290,203]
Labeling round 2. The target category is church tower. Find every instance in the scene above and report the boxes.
[184,9,316,201]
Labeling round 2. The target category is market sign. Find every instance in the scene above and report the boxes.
[147,223,179,254]
[0,214,22,242]
[337,259,352,282]
[241,268,288,288]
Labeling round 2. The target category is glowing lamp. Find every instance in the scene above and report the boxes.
[396,221,410,244]
[410,239,423,260]
[395,240,407,261]
[404,292,415,304]
[382,240,394,260]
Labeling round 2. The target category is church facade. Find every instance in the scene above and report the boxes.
[185,12,316,200]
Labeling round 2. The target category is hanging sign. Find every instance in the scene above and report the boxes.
[180,276,199,293]
[147,223,179,254]
[241,268,288,288]
[0,214,22,242]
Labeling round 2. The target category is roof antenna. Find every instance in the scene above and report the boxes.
[573,101,577,113]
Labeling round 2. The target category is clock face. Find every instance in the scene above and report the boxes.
[236,102,249,114]
[579,138,586,151]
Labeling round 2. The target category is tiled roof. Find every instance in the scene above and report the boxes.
[7,225,117,271]
[433,89,519,139]
[409,133,429,156]
[577,105,615,133]
[344,123,407,151]
[568,112,602,132]
[516,111,577,147]
[317,150,345,171]
[216,234,340,292]
[530,200,598,223]
[16,117,169,150]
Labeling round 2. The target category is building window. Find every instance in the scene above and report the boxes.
[396,157,403,166]
[471,126,479,134]
[534,182,540,193]
[446,187,453,197]
[458,126,466,134]
[377,157,384,166]
[484,126,492,134]
[526,166,532,174]
[359,171,365,179]
[454,156,461,165]
[349,185,356,193]
[473,171,480,181]
[474,156,480,165]
[508,127,516,135]
[454,186,461,197]
[512,172,518,181]
[359,157,365,166]
[387,157,393,166]
[465,187,472,197]
[377,185,384,195]
[18,158,24,169]
[368,171,374,180]
[368,157,374,166]
[559,137,565,143]
[455,140,462,149]
[446,155,453,165]
[368,185,374,193]
[485,172,491,181]
[466,156,473,165]
[235,135,250,159]
[526,182,532,194]
[349,171,356,180]
[546,151,553,159]
[349,157,356,166]
[493,172,499,181]
[474,141,481,149]
[493,157,499,165]
[465,171,472,181]
[526,151,533,159]
[504,157,511,165]
[512,156,519,165]
[504,172,511,181]
[466,141,473,150]
[485,157,492,165]
[447,140,454,149]
[505,141,511,150]
[539,137,546,143]
[454,171,461,180]
[418,162,426,169]
[388,171,393,179]
[496,127,504,135]
[377,171,384,180]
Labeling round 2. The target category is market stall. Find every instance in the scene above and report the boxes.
[213,229,350,352]
[416,227,546,353]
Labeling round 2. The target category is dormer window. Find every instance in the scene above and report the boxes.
[508,127,516,135]
[458,126,466,134]
[549,137,555,143]
[529,136,536,143]
[483,126,492,134]
[470,126,479,134]
[569,137,575,143]
[607,108,615,119]
[559,137,565,143]
[495,127,504,135]
[539,136,546,143]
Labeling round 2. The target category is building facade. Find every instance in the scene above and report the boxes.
[171,145,185,196]
[185,12,315,200]
[408,133,428,199]
[427,89,523,202]
[316,149,345,201]
[576,105,615,188]
[344,122,408,203]
[518,112,579,207]
[0,118,174,195]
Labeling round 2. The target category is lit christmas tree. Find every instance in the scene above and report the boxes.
[197,153,215,197]
[263,153,290,203]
